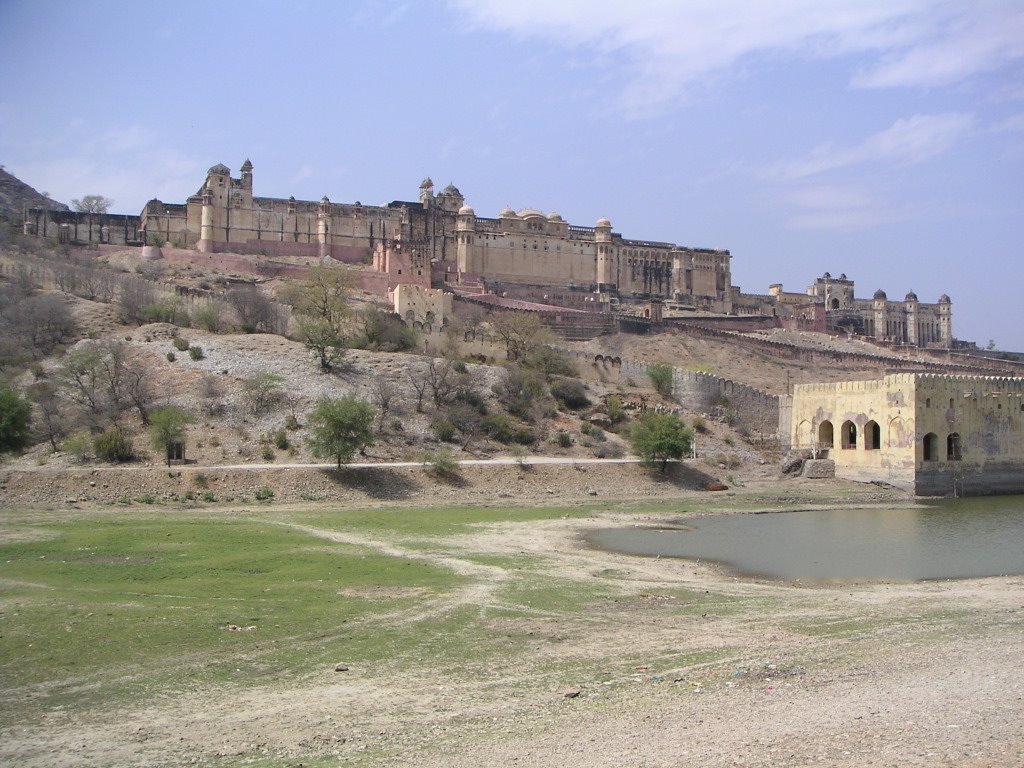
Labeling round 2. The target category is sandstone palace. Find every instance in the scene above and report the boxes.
[23,160,954,348]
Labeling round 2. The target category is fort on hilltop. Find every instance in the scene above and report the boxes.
[23,160,953,348]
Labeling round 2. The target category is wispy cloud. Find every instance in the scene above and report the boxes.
[450,0,1024,111]
[771,113,975,179]
[780,183,903,231]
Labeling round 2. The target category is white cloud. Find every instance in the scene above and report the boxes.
[450,0,1024,110]
[781,183,902,231]
[772,113,975,179]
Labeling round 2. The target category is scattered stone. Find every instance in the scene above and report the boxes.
[563,690,581,698]
[222,624,256,632]
[588,489,598,496]
[704,482,728,492]
[334,664,350,672]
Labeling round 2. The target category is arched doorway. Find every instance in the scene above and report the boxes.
[817,421,834,448]
[864,420,880,450]
[923,433,938,461]
[840,420,857,449]
[947,433,962,461]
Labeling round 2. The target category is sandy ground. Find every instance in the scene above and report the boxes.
[1,471,1021,768]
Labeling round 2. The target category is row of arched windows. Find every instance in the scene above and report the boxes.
[816,420,961,461]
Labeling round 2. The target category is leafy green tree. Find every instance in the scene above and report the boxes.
[241,372,284,413]
[307,395,375,469]
[647,363,674,397]
[629,412,693,472]
[0,387,32,453]
[149,406,192,466]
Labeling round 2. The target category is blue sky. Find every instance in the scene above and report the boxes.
[1,0,1022,349]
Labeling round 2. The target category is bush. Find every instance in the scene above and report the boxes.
[273,429,289,450]
[647,363,674,397]
[629,412,693,472]
[166,352,176,362]
[172,337,190,351]
[692,416,709,434]
[554,431,572,448]
[431,419,457,442]
[254,487,274,501]
[606,396,625,424]
[0,387,32,453]
[61,432,93,461]
[93,428,134,462]
[424,449,460,480]
[550,378,590,409]
[188,345,204,360]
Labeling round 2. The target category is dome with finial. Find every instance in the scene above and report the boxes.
[419,177,434,190]
[458,204,475,216]
[905,290,918,302]
[823,271,831,280]
[938,294,951,304]
[208,163,230,176]
[873,289,887,300]
[320,195,330,205]
[595,217,612,228]
[240,158,253,172]
[547,211,563,222]
[441,183,461,197]
[838,273,847,281]
[499,206,517,218]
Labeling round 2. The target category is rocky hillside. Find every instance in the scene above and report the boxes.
[0,167,69,221]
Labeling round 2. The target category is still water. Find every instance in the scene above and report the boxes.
[586,495,1024,581]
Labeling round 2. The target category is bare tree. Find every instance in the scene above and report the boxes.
[59,343,108,428]
[406,368,430,413]
[488,311,554,361]
[70,195,113,214]
[226,285,285,334]
[28,381,65,450]
[369,374,401,434]
[200,373,227,416]
[54,264,81,294]
[119,278,157,324]
[424,358,459,407]
[10,294,78,358]
[95,341,154,424]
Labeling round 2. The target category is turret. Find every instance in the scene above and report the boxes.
[872,289,887,341]
[198,185,215,252]
[455,204,476,272]
[595,217,615,290]
[240,158,253,192]
[904,291,918,346]
[418,177,434,207]
[938,294,952,348]
[317,196,330,260]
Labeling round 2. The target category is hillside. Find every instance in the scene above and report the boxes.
[0,167,69,221]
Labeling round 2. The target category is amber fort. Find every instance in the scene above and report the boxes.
[24,159,954,349]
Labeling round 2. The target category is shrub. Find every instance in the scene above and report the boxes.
[629,412,693,472]
[0,387,32,453]
[431,419,456,442]
[193,473,209,489]
[254,486,274,502]
[550,378,590,410]
[647,363,674,397]
[172,337,190,351]
[261,445,275,461]
[137,494,156,504]
[424,449,460,480]
[692,416,709,434]
[554,431,573,448]
[273,429,289,450]
[166,352,176,362]
[189,345,204,360]
[93,428,134,462]
[61,432,93,461]
[482,412,516,443]
[606,396,625,424]
[201,492,216,503]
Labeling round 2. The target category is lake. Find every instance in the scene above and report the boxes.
[585,495,1024,581]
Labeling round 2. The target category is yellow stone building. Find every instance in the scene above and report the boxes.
[790,374,1024,496]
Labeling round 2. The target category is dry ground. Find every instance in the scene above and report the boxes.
[1,477,1021,768]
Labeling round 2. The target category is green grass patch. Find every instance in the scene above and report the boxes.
[0,516,463,719]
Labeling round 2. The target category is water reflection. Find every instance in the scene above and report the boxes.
[586,496,1024,581]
